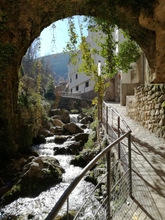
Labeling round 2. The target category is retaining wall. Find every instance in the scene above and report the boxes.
[126,84,165,139]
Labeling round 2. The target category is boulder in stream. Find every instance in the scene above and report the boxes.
[79,115,93,124]
[1,156,65,206]
[50,126,64,135]
[51,118,65,127]
[74,133,89,143]
[67,141,84,155]
[33,135,46,145]
[63,122,84,134]
[54,135,70,144]
[50,109,70,123]
[70,148,98,168]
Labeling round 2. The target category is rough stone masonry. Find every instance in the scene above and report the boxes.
[126,84,165,139]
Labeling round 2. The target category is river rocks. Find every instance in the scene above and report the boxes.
[50,109,70,123]
[49,126,64,135]
[39,108,93,138]
[67,141,84,155]
[70,149,98,168]
[54,147,69,155]
[77,113,86,121]
[54,140,86,155]
[79,115,93,124]
[54,135,70,144]
[63,122,84,134]
[74,133,89,143]
[39,129,54,137]
[51,118,65,127]
[85,167,106,186]
[33,135,46,145]
[78,113,94,124]
[1,156,64,206]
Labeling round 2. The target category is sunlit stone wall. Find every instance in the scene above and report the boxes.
[126,85,165,139]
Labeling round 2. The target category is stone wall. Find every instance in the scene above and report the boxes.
[126,85,165,139]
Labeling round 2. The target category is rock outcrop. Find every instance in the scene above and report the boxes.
[50,109,70,123]
[63,122,84,134]
[1,156,65,206]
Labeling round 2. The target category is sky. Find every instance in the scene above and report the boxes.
[37,16,88,57]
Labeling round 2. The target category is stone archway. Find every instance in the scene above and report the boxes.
[0,0,165,157]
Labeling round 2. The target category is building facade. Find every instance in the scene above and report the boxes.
[67,30,116,101]
[68,50,95,94]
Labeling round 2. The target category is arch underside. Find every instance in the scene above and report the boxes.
[11,0,163,82]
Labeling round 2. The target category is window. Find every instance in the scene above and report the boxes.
[85,81,89,87]
[76,86,79,91]
[75,74,78,79]
[70,78,72,83]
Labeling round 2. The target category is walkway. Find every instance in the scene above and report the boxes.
[107,102,165,220]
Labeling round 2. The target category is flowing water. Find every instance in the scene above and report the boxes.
[1,131,106,219]
[70,114,79,123]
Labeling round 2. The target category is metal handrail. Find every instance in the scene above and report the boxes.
[102,101,131,133]
[45,131,131,220]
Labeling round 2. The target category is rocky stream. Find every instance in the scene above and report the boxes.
[0,111,106,220]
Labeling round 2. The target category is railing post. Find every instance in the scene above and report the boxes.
[111,108,113,128]
[106,105,108,134]
[107,149,111,220]
[101,99,102,124]
[67,197,69,220]
[128,132,133,198]
[118,116,121,160]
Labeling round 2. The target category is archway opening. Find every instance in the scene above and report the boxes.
[0,0,159,160]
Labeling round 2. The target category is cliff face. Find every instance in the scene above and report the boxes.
[0,0,165,157]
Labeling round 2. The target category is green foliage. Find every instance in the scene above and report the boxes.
[78,36,97,78]
[17,85,47,149]
[81,106,95,115]
[88,18,117,78]
[44,75,55,100]
[84,126,97,149]
[70,109,79,113]
[63,17,79,65]
[84,136,95,149]
[116,38,141,72]
[88,18,141,75]
[17,43,58,151]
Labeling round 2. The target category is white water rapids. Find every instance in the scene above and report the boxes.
[1,132,106,219]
